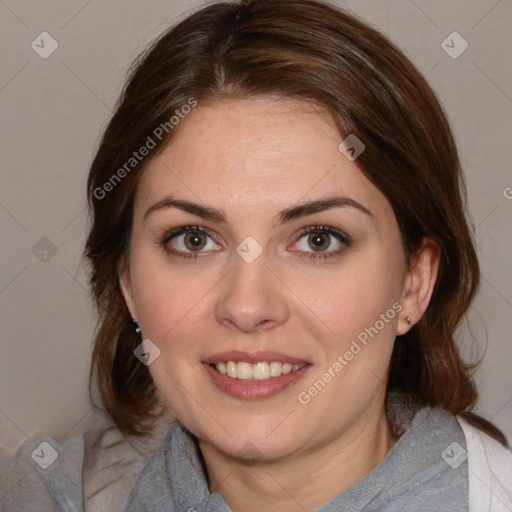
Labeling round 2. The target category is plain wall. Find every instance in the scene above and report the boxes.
[1,0,511,452]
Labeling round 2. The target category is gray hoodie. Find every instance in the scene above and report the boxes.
[123,406,469,511]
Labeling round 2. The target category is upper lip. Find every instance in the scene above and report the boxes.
[202,350,309,365]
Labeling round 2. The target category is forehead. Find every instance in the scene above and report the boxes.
[135,97,392,225]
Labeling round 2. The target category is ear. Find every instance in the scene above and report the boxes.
[119,262,137,320]
[397,237,440,335]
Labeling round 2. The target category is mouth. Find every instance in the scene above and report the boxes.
[209,361,306,380]
[202,351,311,400]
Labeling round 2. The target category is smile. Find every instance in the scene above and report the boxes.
[211,361,306,380]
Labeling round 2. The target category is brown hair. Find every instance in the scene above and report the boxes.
[84,0,507,445]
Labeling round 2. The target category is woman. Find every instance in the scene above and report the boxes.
[3,0,509,511]
[82,0,512,510]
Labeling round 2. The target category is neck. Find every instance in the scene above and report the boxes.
[199,405,397,512]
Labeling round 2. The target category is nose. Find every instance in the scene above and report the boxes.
[215,251,290,334]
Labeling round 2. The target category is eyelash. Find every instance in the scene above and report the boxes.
[160,224,351,261]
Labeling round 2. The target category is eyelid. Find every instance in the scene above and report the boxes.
[161,225,216,245]
[296,225,351,245]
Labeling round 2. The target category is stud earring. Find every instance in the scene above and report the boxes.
[406,316,412,325]
[132,319,141,334]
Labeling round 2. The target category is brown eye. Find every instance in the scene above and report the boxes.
[162,225,219,258]
[293,225,351,260]
[184,231,207,251]
[307,232,331,252]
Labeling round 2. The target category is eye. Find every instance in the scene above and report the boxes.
[161,224,350,261]
[292,225,350,260]
[161,225,219,258]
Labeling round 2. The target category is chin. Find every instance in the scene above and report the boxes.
[212,434,302,463]
[191,413,307,462]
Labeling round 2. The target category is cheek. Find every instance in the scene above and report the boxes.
[294,250,404,344]
[128,251,207,346]
[129,257,213,407]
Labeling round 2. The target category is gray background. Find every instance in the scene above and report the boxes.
[1,0,511,452]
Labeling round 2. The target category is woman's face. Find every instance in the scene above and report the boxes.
[120,97,416,461]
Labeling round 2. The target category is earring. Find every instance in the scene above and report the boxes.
[132,319,141,334]
[406,316,412,325]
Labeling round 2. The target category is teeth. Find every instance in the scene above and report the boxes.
[269,361,283,377]
[237,362,253,379]
[226,361,237,378]
[213,360,305,380]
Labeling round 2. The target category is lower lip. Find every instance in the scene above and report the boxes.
[203,363,311,400]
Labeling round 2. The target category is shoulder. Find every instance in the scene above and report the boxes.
[0,431,84,512]
[0,411,175,512]
[457,416,512,512]
[82,411,175,512]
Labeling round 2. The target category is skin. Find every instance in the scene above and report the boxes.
[120,97,440,511]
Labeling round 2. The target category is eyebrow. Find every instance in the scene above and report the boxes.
[143,195,373,226]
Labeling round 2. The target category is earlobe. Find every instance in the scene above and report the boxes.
[397,237,440,335]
